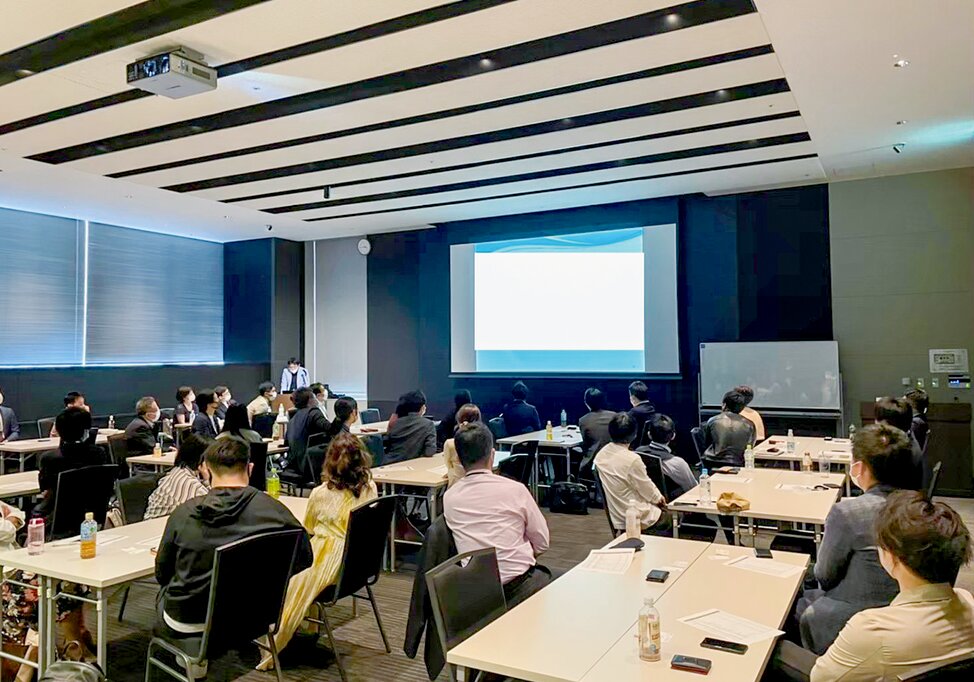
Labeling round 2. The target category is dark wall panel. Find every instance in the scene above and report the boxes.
[224,238,272,363]
[271,237,305,373]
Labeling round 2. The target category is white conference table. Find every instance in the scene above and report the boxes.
[448,538,807,682]
[496,427,582,499]
[0,430,124,474]
[127,439,289,472]
[754,435,853,494]
[0,471,40,500]
[0,495,308,675]
[350,420,389,437]
[669,468,846,549]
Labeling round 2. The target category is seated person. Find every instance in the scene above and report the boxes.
[594,413,668,534]
[578,388,614,475]
[904,387,929,451]
[502,381,541,437]
[702,390,755,467]
[125,396,161,456]
[214,385,234,422]
[637,414,697,499]
[444,423,553,608]
[144,434,211,520]
[875,396,924,489]
[49,391,89,438]
[285,387,329,476]
[436,389,472,449]
[810,491,974,681]
[257,432,377,670]
[173,386,197,425]
[154,437,313,635]
[626,381,655,448]
[326,396,359,438]
[797,424,912,654]
[35,407,108,520]
[735,384,766,442]
[309,382,329,412]
[218,404,263,444]
[0,387,20,442]
[443,403,481,487]
[246,381,277,425]
[385,390,437,464]
[191,390,221,439]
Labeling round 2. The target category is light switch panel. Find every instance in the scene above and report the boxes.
[932,377,941,388]
[901,377,911,386]
[916,378,925,388]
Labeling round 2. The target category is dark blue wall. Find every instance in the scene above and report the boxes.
[224,238,273,364]
[367,186,832,459]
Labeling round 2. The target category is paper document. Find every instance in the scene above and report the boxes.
[775,483,819,492]
[726,556,806,578]
[679,609,784,645]
[579,548,635,574]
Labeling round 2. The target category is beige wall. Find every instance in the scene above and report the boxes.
[830,167,974,428]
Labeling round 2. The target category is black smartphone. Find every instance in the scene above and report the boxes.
[615,537,645,551]
[755,547,774,559]
[671,655,712,675]
[646,569,670,583]
[701,637,748,655]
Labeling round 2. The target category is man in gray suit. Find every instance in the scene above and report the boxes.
[0,388,20,442]
[796,423,914,654]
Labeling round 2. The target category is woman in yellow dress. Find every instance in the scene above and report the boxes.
[257,428,376,670]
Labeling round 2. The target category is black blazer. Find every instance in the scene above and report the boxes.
[192,412,220,439]
[627,401,656,448]
[124,416,158,456]
[286,406,329,474]
[0,405,20,442]
[502,400,542,437]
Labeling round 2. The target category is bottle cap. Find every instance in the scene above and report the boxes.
[84,512,94,520]
[644,596,655,606]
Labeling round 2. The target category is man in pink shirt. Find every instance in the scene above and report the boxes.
[443,422,554,607]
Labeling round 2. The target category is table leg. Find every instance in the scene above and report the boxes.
[427,488,439,520]
[96,588,107,669]
[532,456,539,502]
[36,576,46,674]
[19,453,25,473]
[671,511,680,539]
[44,577,56,676]
[844,464,851,496]
[748,517,756,547]
[733,516,741,546]
[814,524,823,552]
[388,483,397,573]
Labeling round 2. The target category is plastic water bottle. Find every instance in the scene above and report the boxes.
[848,424,856,441]
[266,464,281,499]
[545,420,554,441]
[699,470,711,505]
[560,409,568,429]
[163,418,173,438]
[786,429,797,456]
[27,517,44,555]
[80,512,97,559]
[819,450,832,476]
[625,499,641,539]
[273,404,288,441]
[108,415,115,430]
[744,443,755,470]
[638,596,662,662]
[153,437,163,457]
[802,451,814,476]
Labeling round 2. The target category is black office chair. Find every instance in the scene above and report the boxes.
[592,468,621,539]
[359,408,381,425]
[927,461,943,499]
[498,440,536,489]
[425,548,508,682]
[361,433,385,467]
[48,464,119,541]
[898,654,974,681]
[305,496,396,682]
[279,454,316,497]
[116,472,164,622]
[36,417,56,438]
[248,441,270,493]
[690,426,707,465]
[107,433,132,477]
[159,408,175,421]
[637,452,669,499]
[252,413,277,439]
[145,529,305,682]
[487,417,507,441]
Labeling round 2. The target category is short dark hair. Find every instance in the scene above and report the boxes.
[453,389,472,410]
[309,382,326,398]
[135,396,157,416]
[398,390,427,414]
[722,390,746,414]
[608,412,637,444]
[511,381,529,400]
[63,391,85,407]
[875,397,913,433]
[853,423,915,487]
[257,381,276,397]
[904,388,929,415]
[56,407,91,442]
[176,433,211,469]
[204,436,250,474]
[214,385,229,398]
[877,490,972,584]
[287,357,300,366]
[628,381,649,402]
[196,389,216,410]
[584,387,606,411]
[649,414,676,444]
[454,422,494,469]
[292,387,314,410]
[176,386,194,402]
[734,385,754,405]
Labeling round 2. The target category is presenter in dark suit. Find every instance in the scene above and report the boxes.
[502,382,542,437]
[626,381,655,448]
[0,388,20,442]
[191,390,221,439]
[126,396,161,456]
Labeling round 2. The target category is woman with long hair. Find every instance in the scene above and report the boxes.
[327,397,359,437]
[443,403,482,487]
[217,403,263,443]
[257,431,376,670]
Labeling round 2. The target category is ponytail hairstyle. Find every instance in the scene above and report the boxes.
[454,403,482,435]
[328,397,358,436]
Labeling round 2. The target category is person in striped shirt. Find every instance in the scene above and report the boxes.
[144,434,212,520]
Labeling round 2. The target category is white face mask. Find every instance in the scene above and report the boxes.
[878,546,895,577]
[224,392,232,404]
[850,461,864,491]
[146,410,160,424]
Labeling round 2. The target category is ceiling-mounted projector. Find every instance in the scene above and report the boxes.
[126,47,216,98]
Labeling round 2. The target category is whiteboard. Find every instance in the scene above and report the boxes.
[700,341,841,411]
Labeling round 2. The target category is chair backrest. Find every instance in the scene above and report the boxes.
[252,413,277,438]
[199,529,306,659]
[898,655,974,681]
[362,433,385,467]
[159,408,175,421]
[927,460,943,499]
[49,464,119,540]
[115,473,163,524]
[106,433,130,467]
[308,432,330,450]
[37,417,56,438]
[592,468,620,538]
[638,452,668,499]
[426,548,507,653]
[248,441,270,492]
[498,440,536,486]
[360,408,381,425]
[689,426,706,461]
[327,496,396,603]
[487,417,507,441]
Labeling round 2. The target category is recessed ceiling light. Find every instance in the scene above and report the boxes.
[479,57,493,69]
[896,119,908,125]
[893,59,910,67]
[14,69,34,78]
[665,13,680,24]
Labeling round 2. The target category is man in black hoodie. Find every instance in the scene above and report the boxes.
[155,436,313,635]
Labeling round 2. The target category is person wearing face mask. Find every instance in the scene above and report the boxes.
[246,382,278,425]
[191,390,222,439]
[36,407,108,521]
[213,385,235,422]
[795,424,915,655]
[126,396,162,456]
[0,387,21,443]
[173,386,198,426]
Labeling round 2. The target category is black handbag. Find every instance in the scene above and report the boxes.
[549,479,589,514]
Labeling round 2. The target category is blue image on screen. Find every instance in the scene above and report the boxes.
[473,227,642,254]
